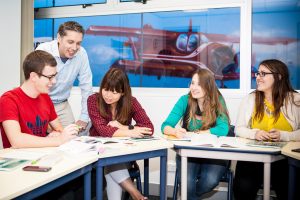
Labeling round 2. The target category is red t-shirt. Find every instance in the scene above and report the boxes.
[0,87,57,148]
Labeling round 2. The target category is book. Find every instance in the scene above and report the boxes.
[0,150,49,171]
[129,135,160,142]
[190,133,242,148]
[0,157,29,171]
[94,136,129,144]
[58,137,101,155]
[246,141,287,149]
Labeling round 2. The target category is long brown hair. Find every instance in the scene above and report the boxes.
[97,67,132,125]
[187,69,229,130]
[254,59,297,123]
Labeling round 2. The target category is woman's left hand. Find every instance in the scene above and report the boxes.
[269,129,281,141]
[108,120,127,129]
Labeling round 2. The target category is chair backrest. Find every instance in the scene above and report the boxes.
[227,125,235,137]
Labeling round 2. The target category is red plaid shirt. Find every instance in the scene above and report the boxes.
[88,93,154,137]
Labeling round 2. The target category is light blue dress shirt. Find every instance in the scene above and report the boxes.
[36,40,93,122]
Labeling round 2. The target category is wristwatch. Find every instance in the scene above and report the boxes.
[128,124,134,130]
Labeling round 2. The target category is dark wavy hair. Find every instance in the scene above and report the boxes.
[254,59,298,123]
[97,67,132,125]
[187,68,230,130]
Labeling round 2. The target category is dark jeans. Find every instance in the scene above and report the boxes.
[176,155,228,200]
[233,159,288,200]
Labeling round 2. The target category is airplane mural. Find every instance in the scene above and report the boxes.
[86,21,236,81]
[85,20,297,87]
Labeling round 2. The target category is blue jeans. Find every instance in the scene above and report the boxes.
[176,155,228,200]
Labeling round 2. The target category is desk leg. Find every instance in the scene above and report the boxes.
[288,162,296,200]
[181,156,187,200]
[263,162,271,200]
[144,159,149,197]
[160,154,167,200]
[96,166,104,200]
[84,170,91,200]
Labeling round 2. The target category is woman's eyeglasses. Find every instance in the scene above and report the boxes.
[37,72,58,81]
[254,71,277,77]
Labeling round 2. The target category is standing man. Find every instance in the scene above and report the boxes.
[36,21,93,132]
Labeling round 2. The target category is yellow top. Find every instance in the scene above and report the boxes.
[251,100,293,132]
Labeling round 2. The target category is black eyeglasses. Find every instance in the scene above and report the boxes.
[254,71,277,77]
[37,72,58,81]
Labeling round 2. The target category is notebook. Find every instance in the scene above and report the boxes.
[0,157,29,171]
[246,141,287,148]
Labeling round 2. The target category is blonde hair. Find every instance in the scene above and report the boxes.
[186,69,229,130]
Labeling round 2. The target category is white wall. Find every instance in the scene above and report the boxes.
[0,0,22,149]
[0,0,22,95]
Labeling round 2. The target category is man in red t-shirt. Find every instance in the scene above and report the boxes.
[0,50,79,148]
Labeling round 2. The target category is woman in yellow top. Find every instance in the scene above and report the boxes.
[233,59,300,200]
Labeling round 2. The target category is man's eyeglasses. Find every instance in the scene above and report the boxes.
[254,71,277,77]
[37,72,58,81]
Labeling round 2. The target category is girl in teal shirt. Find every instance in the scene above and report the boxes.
[161,68,230,199]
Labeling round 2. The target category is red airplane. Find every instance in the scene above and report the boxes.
[85,20,296,83]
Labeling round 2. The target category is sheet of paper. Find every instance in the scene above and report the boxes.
[3,150,47,160]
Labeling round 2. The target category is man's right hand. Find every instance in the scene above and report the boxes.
[58,124,79,144]
[63,124,80,135]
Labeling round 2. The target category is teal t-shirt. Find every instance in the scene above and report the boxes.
[161,94,229,136]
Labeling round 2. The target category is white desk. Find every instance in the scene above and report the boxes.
[281,142,300,200]
[95,138,173,200]
[0,148,98,200]
[172,138,284,200]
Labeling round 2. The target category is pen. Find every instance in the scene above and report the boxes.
[31,158,41,165]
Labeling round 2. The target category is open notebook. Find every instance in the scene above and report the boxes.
[162,132,194,141]
[190,133,244,148]
[246,140,287,149]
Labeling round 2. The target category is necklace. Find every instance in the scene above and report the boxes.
[264,102,274,116]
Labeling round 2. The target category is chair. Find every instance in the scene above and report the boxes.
[122,161,143,200]
[172,125,235,200]
[172,164,233,200]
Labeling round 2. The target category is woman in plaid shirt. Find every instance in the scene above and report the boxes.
[88,67,153,200]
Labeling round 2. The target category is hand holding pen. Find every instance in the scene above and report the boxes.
[269,129,280,141]
[255,130,271,141]
[174,127,187,139]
